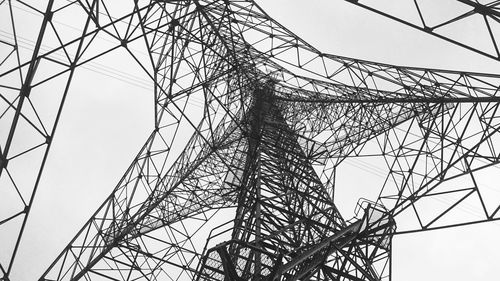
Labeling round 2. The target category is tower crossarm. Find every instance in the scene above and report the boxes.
[196,0,500,99]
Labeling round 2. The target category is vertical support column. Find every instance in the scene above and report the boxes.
[229,81,273,278]
[1,2,54,280]
[254,149,262,276]
[251,86,268,277]
[0,0,54,176]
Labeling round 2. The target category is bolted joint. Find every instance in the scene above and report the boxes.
[20,85,31,98]
[168,19,179,31]
[195,3,205,11]
[474,3,491,15]
[0,156,8,169]
[45,10,53,22]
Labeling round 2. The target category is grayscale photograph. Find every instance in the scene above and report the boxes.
[1,1,499,281]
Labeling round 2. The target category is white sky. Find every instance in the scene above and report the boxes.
[3,1,500,280]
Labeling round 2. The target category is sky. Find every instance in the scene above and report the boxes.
[1,0,500,280]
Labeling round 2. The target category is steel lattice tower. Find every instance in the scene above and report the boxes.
[1,1,500,280]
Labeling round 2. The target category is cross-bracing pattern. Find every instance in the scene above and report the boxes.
[1,1,499,280]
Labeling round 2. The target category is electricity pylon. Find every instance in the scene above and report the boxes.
[1,1,500,280]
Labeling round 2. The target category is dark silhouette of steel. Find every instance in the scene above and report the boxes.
[0,1,499,280]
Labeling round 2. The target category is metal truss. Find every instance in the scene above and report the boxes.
[343,0,500,62]
[0,0,499,280]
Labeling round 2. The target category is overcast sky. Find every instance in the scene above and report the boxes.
[2,1,500,280]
